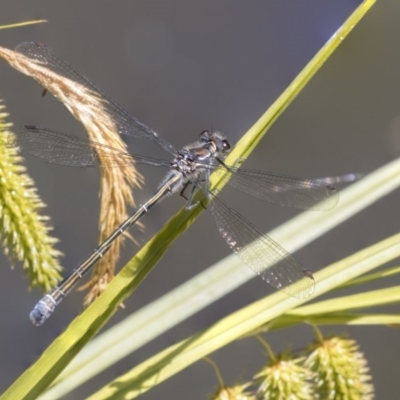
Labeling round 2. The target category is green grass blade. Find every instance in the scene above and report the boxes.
[305,313,400,326]
[286,286,400,317]
[215,0,376,167]
[40,153,400,400]
[0,20,47,30]
[339,265,400,289]
[86,231,400,400]
[269,313,400,330]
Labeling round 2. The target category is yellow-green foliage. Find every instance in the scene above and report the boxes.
[0,101,62,290]
[306,335,374,400]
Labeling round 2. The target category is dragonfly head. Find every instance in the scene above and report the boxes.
[199,130,231,154]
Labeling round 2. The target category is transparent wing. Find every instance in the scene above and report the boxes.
[9,126,171,168]
[15,41,177,155]
[210,195,315,298]
[223,167,339,211]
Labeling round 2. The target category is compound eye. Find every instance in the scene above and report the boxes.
[221,139,231,152]
[199,130,210,142]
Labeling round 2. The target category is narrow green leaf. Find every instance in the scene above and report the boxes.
[339,265,400,289]
[81,231,400,400]
[290,284,400,317]
[269,313,400,330]
[41,151,400,400]
[0,20,47,30]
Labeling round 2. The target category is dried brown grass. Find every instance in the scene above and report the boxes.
[0,44,143,304]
